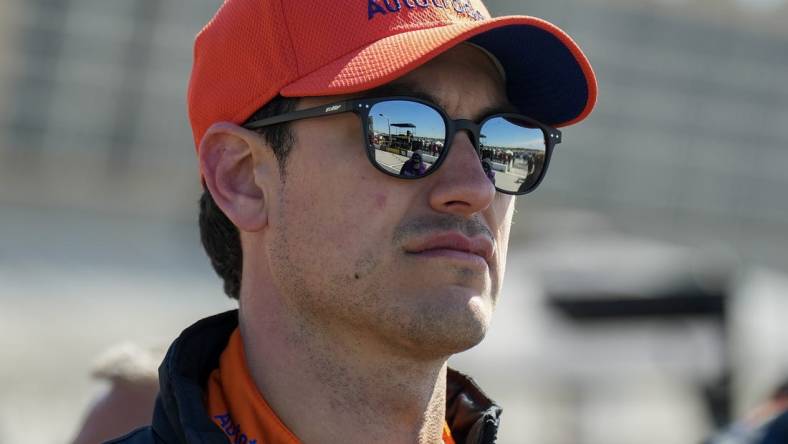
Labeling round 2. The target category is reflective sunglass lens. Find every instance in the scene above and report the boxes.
[368,100,445,178]
[479,116,547,194]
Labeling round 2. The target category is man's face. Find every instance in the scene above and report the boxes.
[263,43,515,358]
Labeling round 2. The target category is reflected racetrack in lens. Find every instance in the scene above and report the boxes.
[368,100,446,178]
[479,116,546,194]
[367,100,548,194]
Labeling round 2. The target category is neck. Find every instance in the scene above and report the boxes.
[238,283,449,444]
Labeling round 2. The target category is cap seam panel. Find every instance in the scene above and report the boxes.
[278,0,302,76]
[285,22,472,87]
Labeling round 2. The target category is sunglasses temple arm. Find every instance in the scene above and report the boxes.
[245,100,356,129]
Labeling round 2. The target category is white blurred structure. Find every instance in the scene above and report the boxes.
[453,210,788,444]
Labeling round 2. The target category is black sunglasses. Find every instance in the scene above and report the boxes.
[244,96,561,195]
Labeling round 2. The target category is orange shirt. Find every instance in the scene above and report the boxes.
[205,328,455,444]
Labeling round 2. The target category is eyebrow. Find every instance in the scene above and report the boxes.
[364,81,519,121]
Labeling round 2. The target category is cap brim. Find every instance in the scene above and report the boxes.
[280,16,597,128]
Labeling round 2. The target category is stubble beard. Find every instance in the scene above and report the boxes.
[268,224,495,363]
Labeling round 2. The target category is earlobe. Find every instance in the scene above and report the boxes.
[199,122,272,232]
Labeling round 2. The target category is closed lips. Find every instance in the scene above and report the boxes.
[405,232,494,263]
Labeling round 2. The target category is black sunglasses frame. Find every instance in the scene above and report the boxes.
[244,96,562,195]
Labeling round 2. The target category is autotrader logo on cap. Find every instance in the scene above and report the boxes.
[368,0,488,21]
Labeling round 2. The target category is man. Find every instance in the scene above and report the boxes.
[109,0,596,443]
[400,151,427,177]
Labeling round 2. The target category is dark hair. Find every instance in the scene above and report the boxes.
[199,95,298,299]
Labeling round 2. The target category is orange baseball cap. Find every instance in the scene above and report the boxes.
[188,0,597,150]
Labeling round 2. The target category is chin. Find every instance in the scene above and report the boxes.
[413,319,489,359]
[397,287,494,358]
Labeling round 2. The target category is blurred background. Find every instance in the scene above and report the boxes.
[1,0,787,443]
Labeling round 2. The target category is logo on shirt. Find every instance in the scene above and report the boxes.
[214,412,257,444]
[368,0,487,21]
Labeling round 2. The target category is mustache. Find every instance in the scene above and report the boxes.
[392,214,493,244]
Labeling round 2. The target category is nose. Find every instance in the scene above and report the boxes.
[427,131,496,217]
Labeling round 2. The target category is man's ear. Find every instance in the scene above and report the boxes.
[199,122,276,232]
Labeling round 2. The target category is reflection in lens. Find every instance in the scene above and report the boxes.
[368,100,446,177]
[479,116,546,194]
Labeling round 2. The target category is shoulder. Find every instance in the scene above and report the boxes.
[762,410,788,444]
[104,426,163,444]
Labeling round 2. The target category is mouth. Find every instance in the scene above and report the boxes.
[404,232,494,268]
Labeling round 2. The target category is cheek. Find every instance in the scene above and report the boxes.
[353,170,389,211]
[373,192,388,211]
[331,188,393,243]
[278,123,410,265]
[280,174,395,260]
